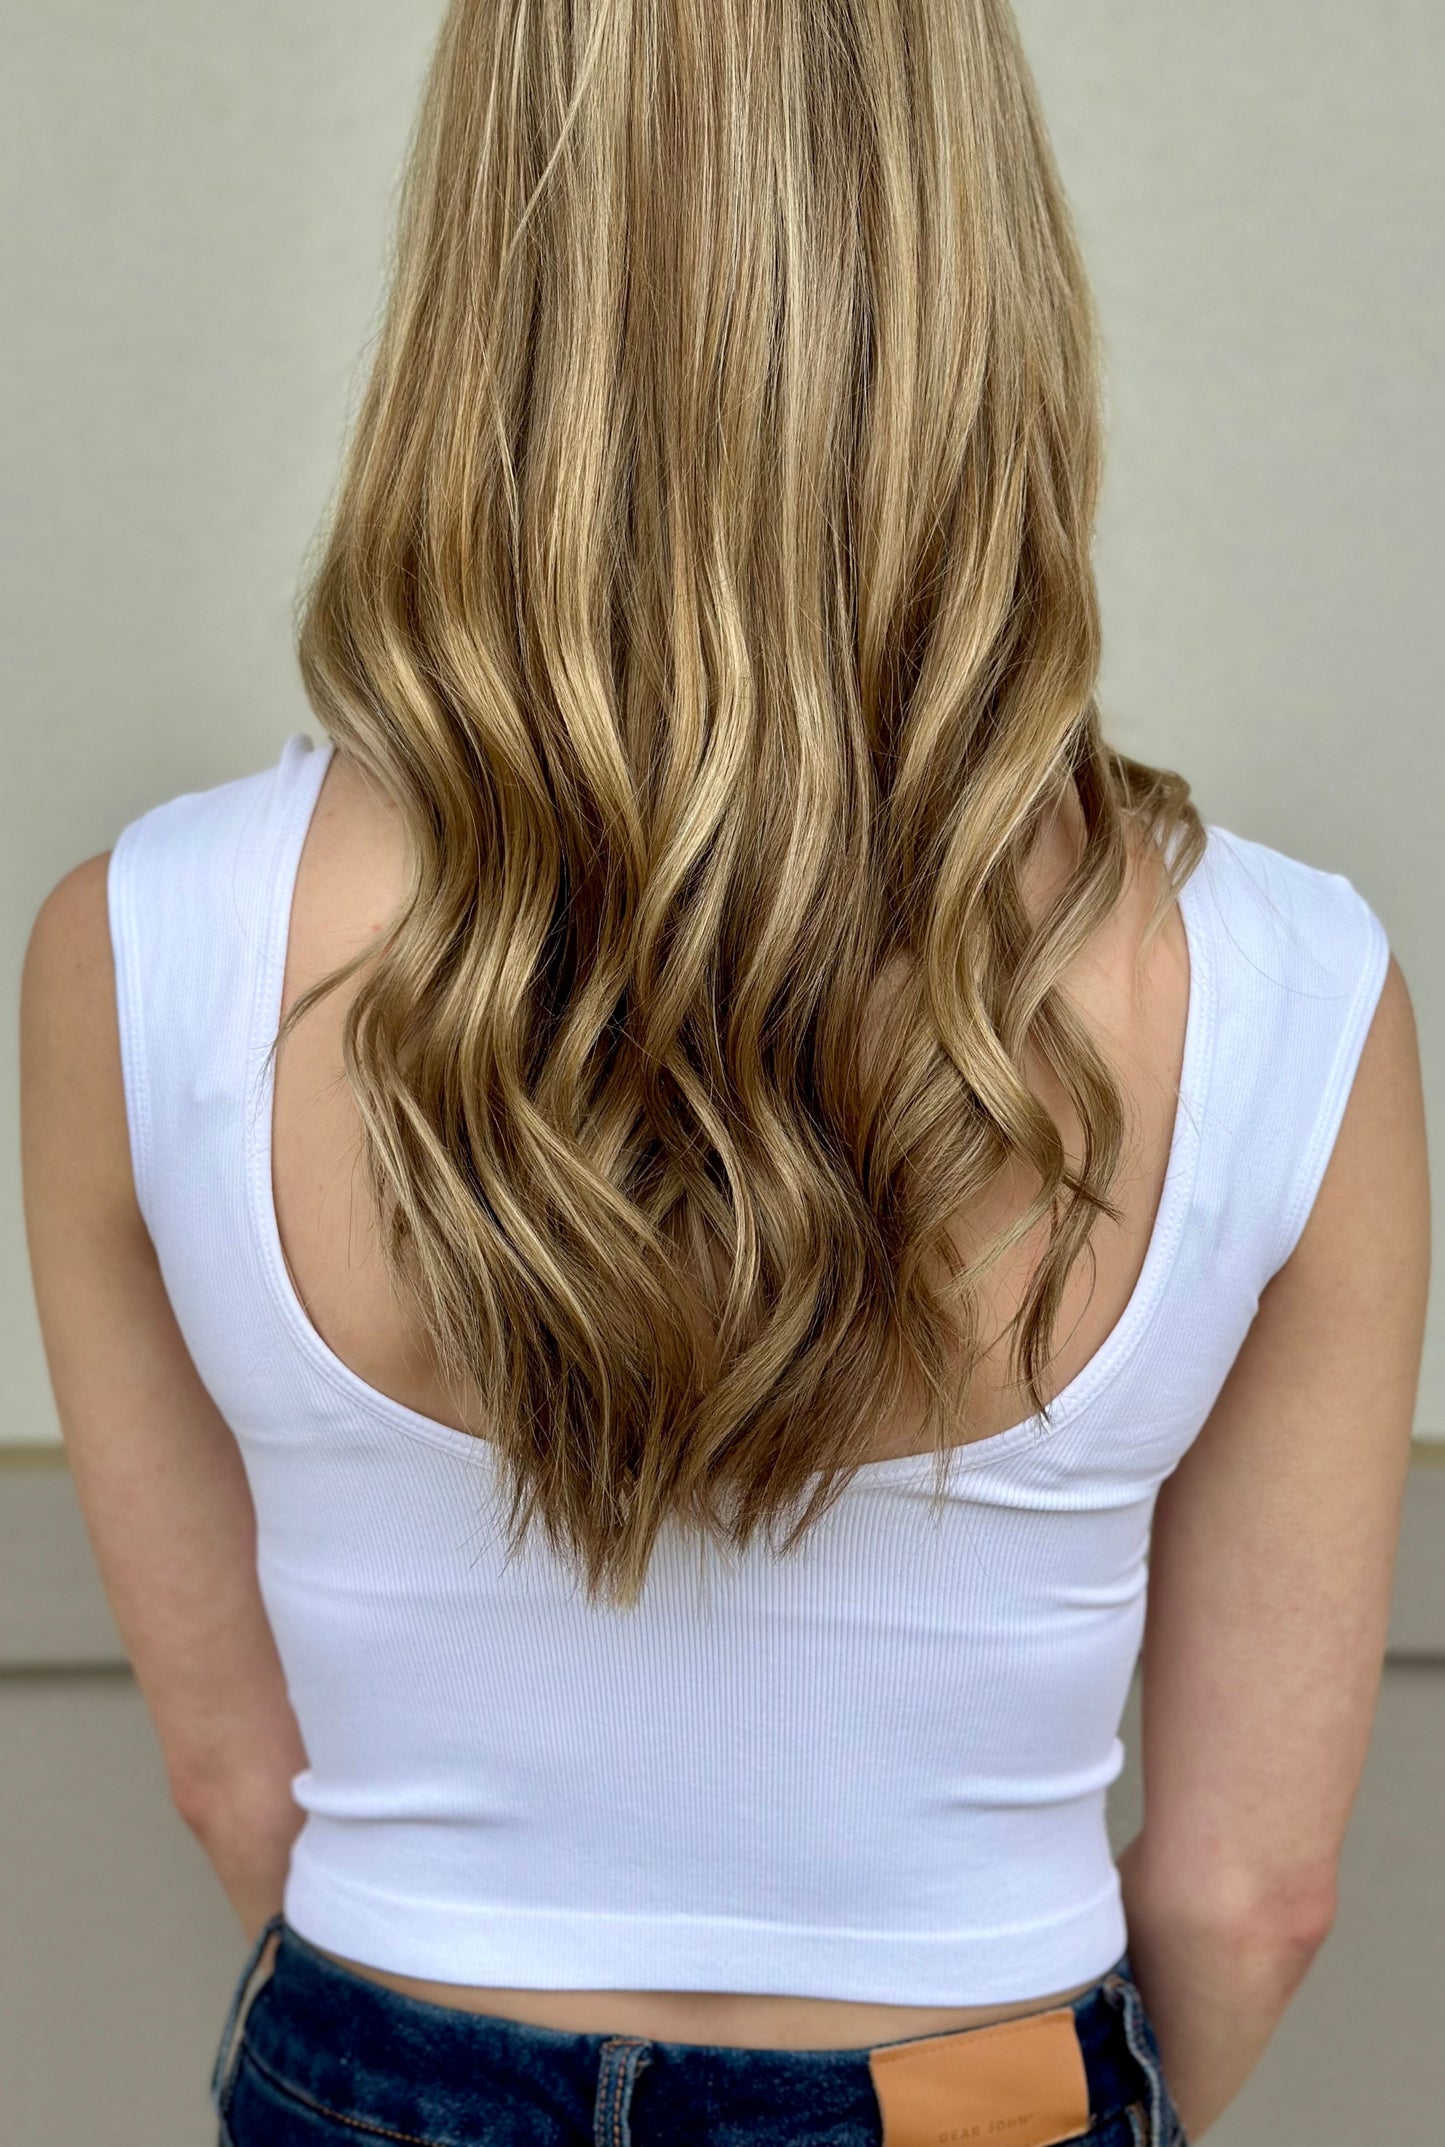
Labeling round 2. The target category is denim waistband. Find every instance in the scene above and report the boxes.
[217,1913,1180,2146]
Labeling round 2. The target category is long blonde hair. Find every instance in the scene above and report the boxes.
[286,0,1205,1608]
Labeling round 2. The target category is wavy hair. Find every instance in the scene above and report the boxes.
[285,0,1206,1608]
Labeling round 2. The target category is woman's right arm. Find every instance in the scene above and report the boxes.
[1119,951,1430,2141]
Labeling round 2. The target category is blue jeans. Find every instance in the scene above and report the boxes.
[214,1914,1189,2147]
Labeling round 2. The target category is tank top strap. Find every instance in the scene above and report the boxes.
[1184,821,1390,1303]
[106,728,330,1247]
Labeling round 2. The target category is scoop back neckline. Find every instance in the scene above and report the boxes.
[246,731,1217,1490]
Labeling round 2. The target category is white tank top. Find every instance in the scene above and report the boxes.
[106,730,1389,2004]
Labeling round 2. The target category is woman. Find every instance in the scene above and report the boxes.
[19,2,1429,2143]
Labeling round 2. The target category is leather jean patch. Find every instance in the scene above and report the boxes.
[867,2004,1092,2147]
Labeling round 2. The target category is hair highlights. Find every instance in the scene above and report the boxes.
[286,0,1205,1607]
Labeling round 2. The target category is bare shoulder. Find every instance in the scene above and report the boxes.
[20,852,138,1223]
[22,851,116,1049]
[24,849,113,971]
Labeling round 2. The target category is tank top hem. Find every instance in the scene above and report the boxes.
[282,1855,1129,2009]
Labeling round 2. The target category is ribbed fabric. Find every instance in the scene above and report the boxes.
[107,730,1390,2005]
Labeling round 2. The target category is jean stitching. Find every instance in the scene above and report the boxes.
[594,2038,652,2147]
[1105,1977,1173,2147]
[597,2038,617,2147]
[237,2039,456,2147]
[609,2046,625,2147]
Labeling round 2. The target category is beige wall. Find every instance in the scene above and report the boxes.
[3,3,1443,1444]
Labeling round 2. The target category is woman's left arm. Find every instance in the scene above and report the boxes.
[19,852,308,1943]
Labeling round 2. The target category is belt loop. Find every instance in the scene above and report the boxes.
[1102,1967,1182,2147]
[592,2035,655,2147]
[210,1912,286,2137]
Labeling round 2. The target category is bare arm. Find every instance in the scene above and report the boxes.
[1119,952,1430,2138]
[19,854,310,1941]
